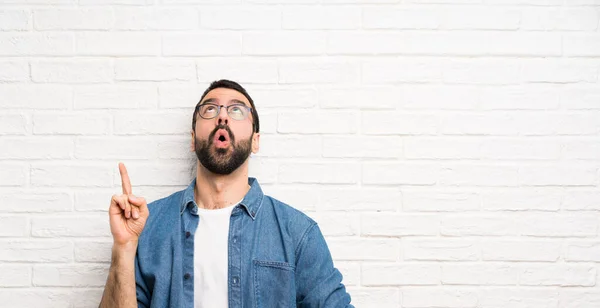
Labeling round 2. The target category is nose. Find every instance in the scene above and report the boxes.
[216,105,229,125]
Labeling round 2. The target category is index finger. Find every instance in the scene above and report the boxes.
[118,162,132,195]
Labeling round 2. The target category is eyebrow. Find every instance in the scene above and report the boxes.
[201,98,249,106]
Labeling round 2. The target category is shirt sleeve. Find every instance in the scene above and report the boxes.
[135,252,151,308]
[295,223,355,308]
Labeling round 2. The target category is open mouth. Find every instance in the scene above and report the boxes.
[213,129,230,148]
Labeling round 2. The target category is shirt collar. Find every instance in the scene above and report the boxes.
[180,177,264,220]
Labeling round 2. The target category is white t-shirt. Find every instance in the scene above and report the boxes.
[193,200,239,308]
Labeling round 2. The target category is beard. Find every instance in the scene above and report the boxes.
[195,124,253,175]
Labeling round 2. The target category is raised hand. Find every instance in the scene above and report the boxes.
[109,162,149,247]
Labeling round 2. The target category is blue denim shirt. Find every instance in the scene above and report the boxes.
[135,177,353,308]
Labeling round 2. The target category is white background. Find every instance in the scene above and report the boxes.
[1,0,600,307]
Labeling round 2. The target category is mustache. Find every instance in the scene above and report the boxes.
[208,124,235,143]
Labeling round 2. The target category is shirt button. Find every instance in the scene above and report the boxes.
[232,276,239,284]
[185,231,191,238]
[184,273,190,280]
[233,237,237,243]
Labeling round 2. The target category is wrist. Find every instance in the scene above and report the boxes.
[112,241,138,261]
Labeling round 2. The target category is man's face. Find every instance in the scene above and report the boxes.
[191,88,259,175]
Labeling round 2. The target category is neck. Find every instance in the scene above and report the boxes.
[194,160,250,210]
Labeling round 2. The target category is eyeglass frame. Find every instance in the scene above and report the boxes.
[194,101,254,121]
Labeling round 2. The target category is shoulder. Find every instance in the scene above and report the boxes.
[259,195,317,245]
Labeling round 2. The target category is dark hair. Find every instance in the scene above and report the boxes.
[192,79,260,133]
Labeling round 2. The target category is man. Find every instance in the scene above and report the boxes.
[99,80,354,307]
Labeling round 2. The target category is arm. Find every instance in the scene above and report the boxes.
[99,243,139,308]
[295,224,354,308]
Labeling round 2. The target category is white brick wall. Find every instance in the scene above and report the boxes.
[0,1,599,307]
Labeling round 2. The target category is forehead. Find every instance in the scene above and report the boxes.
[201,88,250,106]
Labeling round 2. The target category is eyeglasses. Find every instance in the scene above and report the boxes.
[196,103,253,121]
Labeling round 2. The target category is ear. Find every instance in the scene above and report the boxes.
[251,132,260,154]
[190,130,195,152]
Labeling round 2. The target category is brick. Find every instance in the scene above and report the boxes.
[0,265,30,287]
[0,33,73,56]
[363,214,438,236]
[440,164,520,187]
[519,213,597,237]
[481,139,561,160]
[521,59,598,83]
[279,59,359,84]
[319,188,400,212]
[319,86,398,109]
[520,264,596,286]
[362,263,440,286]
[248,157,279,183]
[255,110,277,134]
[0,9,30,30]
[75,240,112,262]
[162,33,241,56]
[563,190,600,211]
[442,263,519,285]
[279,162,359,184]
[32,215,109,237]
[441,214,518,236]
[74,84,158,109]
[482,241,560,261]
[404,137,480,160]
[363,7,439,29]
[33,112,110,135]
[243,31,325,55]
[440,113,519,135]
[480,85,560,110]
[403,190,480,212]
[75,137,158,160]
[404,239,479,261]
[201,6,280,29]
[310,213,359,236]
[158,137,194,160]
[566,241,600,262]
[0,191,72,213]
[518,165,597,186]
[521,8,599,31]
[559,291,600,308]
[0,216,28,237]
[31,60,112,84]
[114,7,198,30]
[347,287,400,307]
[362,58,442,84]
[31,164,113,187]
[74,189,114,212]
[248,86,316,108]
[363,163,439,185]
[115,59,195,82]
[563,140,600,160]
[399,85,479,110]
[76,32,160,56]
[0,290,72,308]
[0,85,72,109]
[0,114,27,135]
[282,6,359,29]
[34,8,114,30]
[403,288,478,308]
[257,135,321,158]
[328,238,399,261]
[262,185,318,212]
[322,136,402,158]
[114,111,189,135]
[440,7,520,30]
[559,86,600,109]
[443,59,521,85]
[158,84,205,109]
[0,60,29,82]
[0,240,73,262]
[33,264,108,287]
[0,164,27,186]
[481,189,561,211]
[362,112,437,135]
[81,0,152,4]
[196,58,278,84]
[334,262,359,286]
[278,111,357,134]
[0,137,73,159]
[479,288,558,308]
[564,34,600,57]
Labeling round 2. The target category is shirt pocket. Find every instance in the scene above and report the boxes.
[253,260,296,308]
